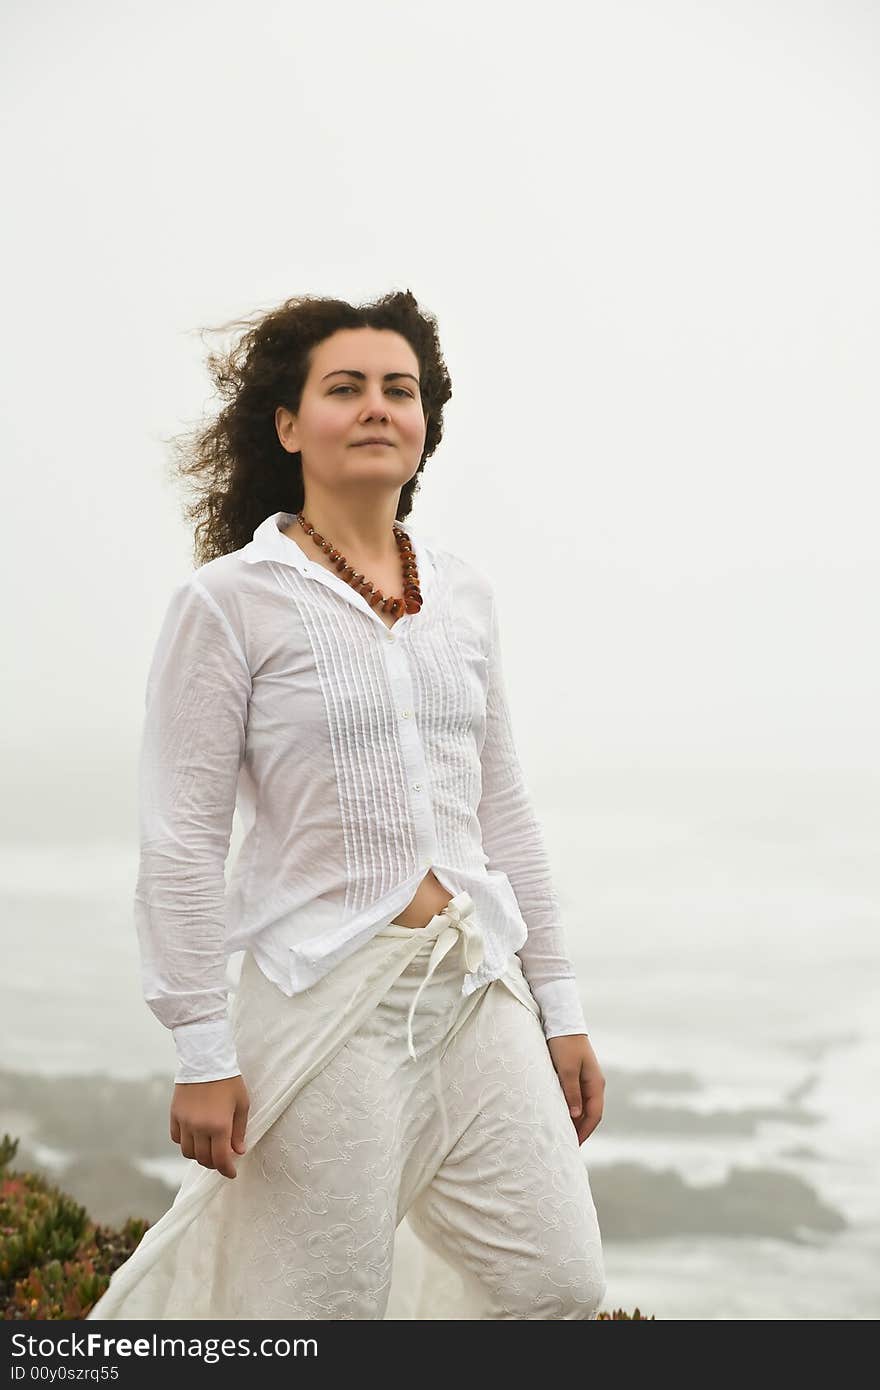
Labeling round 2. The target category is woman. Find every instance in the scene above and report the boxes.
[87,290,607,1321]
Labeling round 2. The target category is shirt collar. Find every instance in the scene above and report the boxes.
[242,511,435,588]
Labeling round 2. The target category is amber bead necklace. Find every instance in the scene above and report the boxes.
[294,511,423,619]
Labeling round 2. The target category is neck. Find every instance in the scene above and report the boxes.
[298,492,402,564]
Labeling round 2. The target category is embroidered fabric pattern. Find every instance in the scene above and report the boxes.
[87,897,605,1321]
[226,937,605,1320]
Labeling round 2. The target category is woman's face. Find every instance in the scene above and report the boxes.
[276,326,427,493]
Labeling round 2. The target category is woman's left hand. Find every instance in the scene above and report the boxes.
[546,1034,605,1145]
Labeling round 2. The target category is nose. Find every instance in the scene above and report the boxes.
[358,390,391,420]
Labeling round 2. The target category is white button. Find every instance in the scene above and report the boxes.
[401,709,412,718]
[387,631,395,641]
[412,782,422,792]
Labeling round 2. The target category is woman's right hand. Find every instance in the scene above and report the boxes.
[170,1075,251,1179]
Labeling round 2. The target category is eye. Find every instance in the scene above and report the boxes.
[329,385,414,398]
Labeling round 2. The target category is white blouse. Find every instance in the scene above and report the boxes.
[136,511,588,1084]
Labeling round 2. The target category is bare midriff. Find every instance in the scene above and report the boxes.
[390,868,454,928]
[282,525,451,929]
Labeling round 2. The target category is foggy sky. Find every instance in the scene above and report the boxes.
[2,0,877,849]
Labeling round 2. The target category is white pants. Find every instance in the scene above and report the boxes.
[88,893,606,1321]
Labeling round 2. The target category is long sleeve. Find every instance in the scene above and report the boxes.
[134,576,251,1084]
[476,586,588,1040]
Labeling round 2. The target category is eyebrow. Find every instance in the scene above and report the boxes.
[321,369,420,385]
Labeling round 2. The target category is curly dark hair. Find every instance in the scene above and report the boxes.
[164,289,453,567]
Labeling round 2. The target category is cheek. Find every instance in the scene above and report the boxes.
[309,407,350,445]
[401,411,428,447]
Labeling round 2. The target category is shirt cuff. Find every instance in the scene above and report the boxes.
[529,978,588,1040]
[172,1017,241,1085]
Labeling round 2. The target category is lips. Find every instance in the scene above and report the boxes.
[353,440,393,446]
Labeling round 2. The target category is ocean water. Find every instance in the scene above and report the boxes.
[1,768,877,1319]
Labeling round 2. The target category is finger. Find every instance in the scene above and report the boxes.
[231,1103,249,1156]
[212,1134,237,1180]
[179,1127,195,1161]
[194,1134,215,1169]
[563,1062,585,1116]
[576,1113,598,1144]
[576,1094,604,1145]
[560,1071,583,1118]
